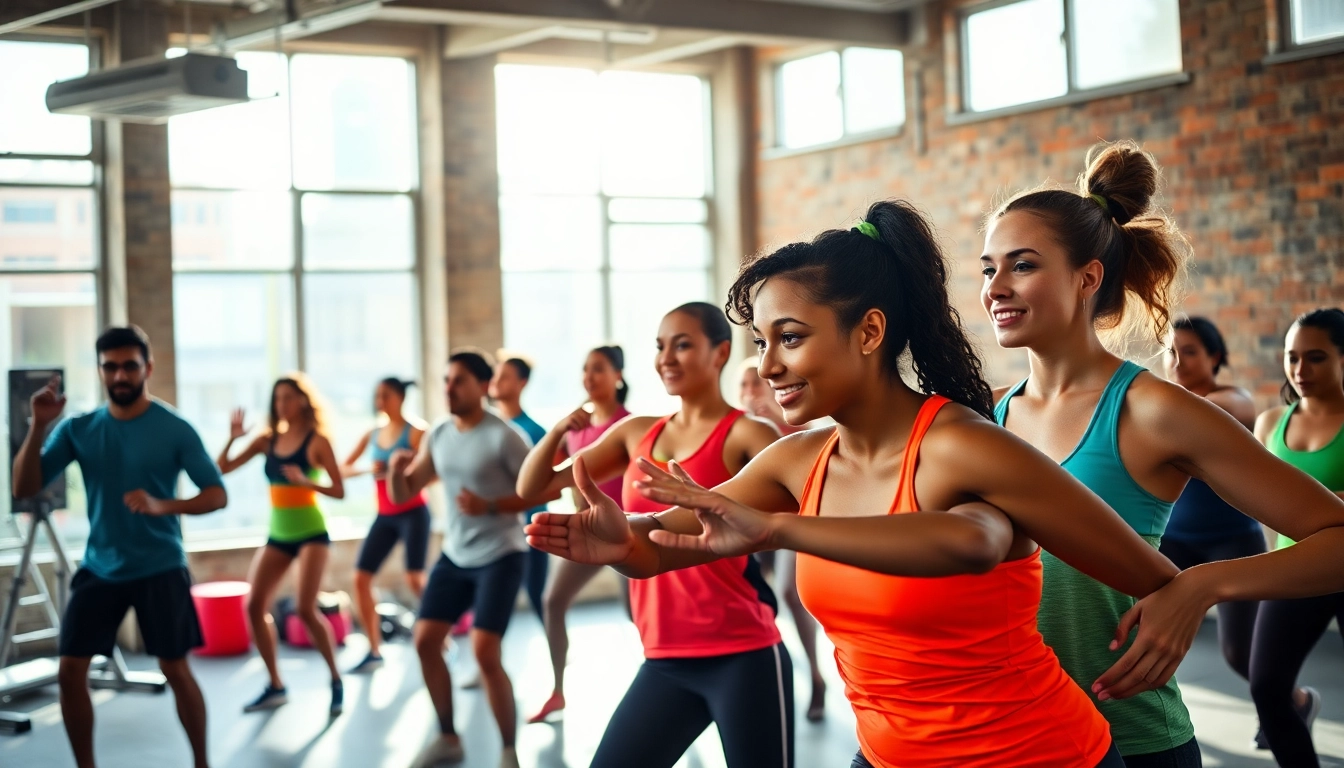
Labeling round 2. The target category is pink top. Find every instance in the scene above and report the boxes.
[564,406,631,500]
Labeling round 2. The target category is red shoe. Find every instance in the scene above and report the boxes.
[450,611,473,636]
[527,692,565,724]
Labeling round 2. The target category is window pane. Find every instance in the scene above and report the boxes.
[502,271,604,428]
[1293,0,1344,44]
[609,224,710,271]
[171,190,293,270]
[0,159,95,185]
[608,198,708,224]
[0,274,98,546]
[842,48,905,134]
[0,41,91,156]
[174,273,297,537]
[303,272,419,529]
[1072,0,1181,90]
[500,195,602,271]
[0,187,96,270]
[290,55,416,192]
[965,0,1067,112]
[495,65,601,195]
[169,52,291,190]
[778,52,843,148]
[301,193,413,270]
[609,270,711,416]
[599,72,707,198]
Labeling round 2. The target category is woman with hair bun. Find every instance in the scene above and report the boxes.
[982,141,1344,766]
[339,376,431,674]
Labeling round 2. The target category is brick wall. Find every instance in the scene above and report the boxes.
[755,0,1344,406]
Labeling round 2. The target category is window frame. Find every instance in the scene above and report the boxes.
[948,0,1190,125]
[169,49,424,543]
[767,46,906,158]
[0,33,106,552]
[1265,0,1344,65]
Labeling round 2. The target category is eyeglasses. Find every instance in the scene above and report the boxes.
[99,361,143,375]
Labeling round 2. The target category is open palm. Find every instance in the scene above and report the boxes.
[635,458,776,558]
[525,455,633,565]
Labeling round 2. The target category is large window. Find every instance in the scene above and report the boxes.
[0,39,100,547]
[1289,0,1344,46]
[776,47,904,150]
[169,51,420,539]
[961,0,1182,114]
[495,65,712,427]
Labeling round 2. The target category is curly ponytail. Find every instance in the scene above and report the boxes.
[727,199,994,419]
[994,140,1190,345]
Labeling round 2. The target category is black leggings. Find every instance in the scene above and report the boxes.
[1249,592,1344,767]
[850,741,1128,767]
[591,643,794,768]
[1121,737,1202,768]
[521,509,548,623]
[1159,531,1266,679]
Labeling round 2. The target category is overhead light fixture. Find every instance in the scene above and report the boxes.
[214,0,382,50]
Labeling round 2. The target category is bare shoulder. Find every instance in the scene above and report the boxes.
[731,412,783,442]
[1122,370,1207,428]
[920,402,1012,463]
[1254,405,1288,443]
[611,414,660,443]
[1206,385,1257,426]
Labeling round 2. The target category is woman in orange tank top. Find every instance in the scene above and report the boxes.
[528,201,1192,768]
[516,302,788,768]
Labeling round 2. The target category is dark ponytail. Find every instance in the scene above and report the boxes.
[593,345,629,405]
[379,377,415,398]
[1281,308,1344,404]
[727,199,994,419]
[994,140,1190,345]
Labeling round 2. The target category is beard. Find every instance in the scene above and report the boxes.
[107,382,144,406]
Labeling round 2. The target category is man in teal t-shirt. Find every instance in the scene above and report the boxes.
[12,326,226,768]
[489,355,550,623]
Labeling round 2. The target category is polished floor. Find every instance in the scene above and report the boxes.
[1,603,1341,768]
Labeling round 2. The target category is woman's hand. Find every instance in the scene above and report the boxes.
[635,458,777,558]
[281,464,313,488]
[524,454,633,565]
[1093,567,1214,700]
[556,404,593,434]
[229,408,249,440]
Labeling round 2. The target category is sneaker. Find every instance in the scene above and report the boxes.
[1300,686,1323,733]
[243,685,288,713]
[498,746,520,768]
[457,666,481,690]
[410,736,465,767]
[330,680,344,717]
[1253,725,1269,750]
[348,651,384,674]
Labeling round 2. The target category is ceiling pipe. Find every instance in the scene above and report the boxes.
[0,0,121,37]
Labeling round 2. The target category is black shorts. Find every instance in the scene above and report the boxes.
[59,567,202,660]
[418,552,525,635]
[266,531,331,559]
[356,506,431,573]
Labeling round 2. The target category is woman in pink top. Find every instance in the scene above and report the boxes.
[525,345,632,723]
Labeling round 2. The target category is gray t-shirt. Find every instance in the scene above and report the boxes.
[429,411,531,568]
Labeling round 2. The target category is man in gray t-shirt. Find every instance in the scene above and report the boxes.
[388,350,556,768]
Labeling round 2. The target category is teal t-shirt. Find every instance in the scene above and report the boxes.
[511,411,548,518]
[40,401,224,582]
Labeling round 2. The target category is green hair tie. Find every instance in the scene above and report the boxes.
[1088,193,1110,213]
[853,221,880,241]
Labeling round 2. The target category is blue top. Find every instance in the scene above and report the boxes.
[263,429,315,485]
[40,401,224,582]
[1166,478,1261,542]
[368,423,413,464]
[511,411,548,517]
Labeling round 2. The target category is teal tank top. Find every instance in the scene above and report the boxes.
[1268,402,1344,549]
[995,360,1194,756]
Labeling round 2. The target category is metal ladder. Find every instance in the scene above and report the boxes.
[0,504,166,734]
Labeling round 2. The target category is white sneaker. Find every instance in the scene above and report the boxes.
[499,746,520,768]
[411,736,464,768]
[457,666,481,690]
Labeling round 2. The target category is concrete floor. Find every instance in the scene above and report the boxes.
[1,604,1340,768]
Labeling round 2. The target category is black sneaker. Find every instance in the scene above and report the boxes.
[243,685,288,712]
[330,680,344,717]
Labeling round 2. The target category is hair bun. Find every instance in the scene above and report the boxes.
[1080,140,1157,227]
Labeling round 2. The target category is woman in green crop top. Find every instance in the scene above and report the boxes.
[1250,308,1344,767]
[980,141,1344,767]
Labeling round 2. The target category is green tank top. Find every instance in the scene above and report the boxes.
[1268,401,1344,549]
[996,361,1194,756]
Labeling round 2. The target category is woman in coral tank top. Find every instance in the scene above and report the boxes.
[525,201,1215,768]
[516,303,787,768]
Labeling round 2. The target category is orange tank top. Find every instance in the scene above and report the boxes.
[621,410,782,658]
[794,396,1113,768]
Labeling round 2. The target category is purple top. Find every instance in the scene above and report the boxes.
[565,406,631,501]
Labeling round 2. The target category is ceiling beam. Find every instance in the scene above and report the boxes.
[378,0,909,47]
